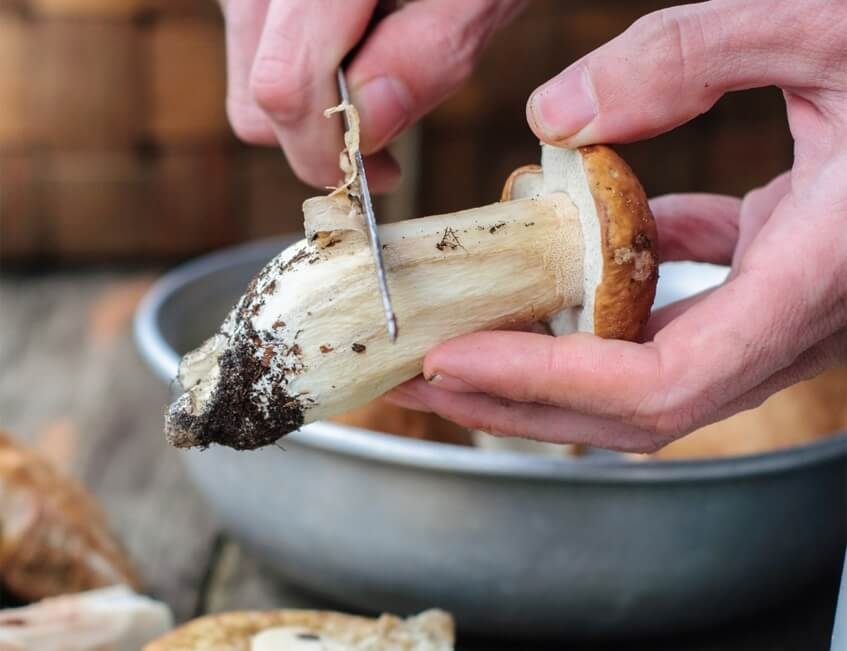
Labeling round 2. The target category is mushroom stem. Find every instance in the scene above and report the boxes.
[302,192,585,420]
[167,193,583,450]
[165,144,657,451]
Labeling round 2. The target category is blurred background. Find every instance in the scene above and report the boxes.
[5,1,839,648]
[0,0,793,265]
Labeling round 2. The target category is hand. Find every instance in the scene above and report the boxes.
[386,0,847,452]
[219,0,526,191]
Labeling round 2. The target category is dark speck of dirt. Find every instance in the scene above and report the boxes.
[633,232,652,251]
[261,345,274,368]
[296,633,321,641]
[525,221,535,227]
[436,227,465,251]
[352,343,367,353]
[320,344,334,353]
[488,221,506,234]
[272,319,286,329]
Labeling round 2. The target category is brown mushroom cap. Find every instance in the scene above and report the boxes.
[501,145,658,341]
[144,609,454,651]
[331,398,473,446]
[0,431,140,602]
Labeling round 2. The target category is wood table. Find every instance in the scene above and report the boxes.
[0,271,839,650]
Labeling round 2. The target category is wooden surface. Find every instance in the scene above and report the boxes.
[0,271,840,649]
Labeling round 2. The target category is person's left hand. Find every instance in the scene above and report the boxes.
[384,0,847,453]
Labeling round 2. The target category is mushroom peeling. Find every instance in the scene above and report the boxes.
[165,144,658,450]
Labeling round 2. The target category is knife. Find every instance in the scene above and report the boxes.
[336,0,400,342]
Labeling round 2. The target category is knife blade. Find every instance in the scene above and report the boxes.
[336,0,400,342]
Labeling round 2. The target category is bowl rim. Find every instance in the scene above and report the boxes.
[134,237,847,485]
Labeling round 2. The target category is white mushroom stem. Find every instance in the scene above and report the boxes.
[166,145,657,450]
[0,586,173,651]
[291,192,584,421]
[168,193,584,449]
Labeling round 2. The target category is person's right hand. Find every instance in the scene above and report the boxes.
[219,0,526,192]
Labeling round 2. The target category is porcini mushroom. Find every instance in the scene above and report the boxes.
[166,143,657,451]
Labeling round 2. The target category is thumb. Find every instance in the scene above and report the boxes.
[526,0,837,146]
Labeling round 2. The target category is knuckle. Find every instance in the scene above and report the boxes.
[422,11,488,85]
[249,58,312,124]
[634,401,697,441]
[629,384,699,441]
[632,6,714,101]
[286,156,337,190]
[629,434,675,455]
[651,407,698,440]
[226,101,275,145]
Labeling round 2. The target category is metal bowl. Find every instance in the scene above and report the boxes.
[135,237,847,638]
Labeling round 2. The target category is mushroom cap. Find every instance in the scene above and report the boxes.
[501,145,658,341]
[144,609,454,651]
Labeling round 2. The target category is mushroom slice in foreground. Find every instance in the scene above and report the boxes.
[144,608,453,651]
[166,144,658,451]
[0,586,173,651]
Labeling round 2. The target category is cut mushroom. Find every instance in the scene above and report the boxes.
[0,431,140,601]
[0,586,173,651]
[166,144,657,451]
[331,398,473,447]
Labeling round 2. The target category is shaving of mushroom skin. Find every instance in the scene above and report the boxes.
[303,194,366,249]
[323,102,361,196]
[306,103,369,248]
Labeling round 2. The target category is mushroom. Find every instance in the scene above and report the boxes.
[166,144,658,451]
[0,586,173,651]
[331,398,473,447]
[0,431,140,602]
[144,608,453,651]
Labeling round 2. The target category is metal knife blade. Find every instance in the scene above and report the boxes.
[336,67,398,342]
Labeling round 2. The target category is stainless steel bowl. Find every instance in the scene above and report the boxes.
[135,237,847,638]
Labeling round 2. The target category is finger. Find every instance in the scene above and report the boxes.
[650,193,741,264]
[348,0,527,154]
[526,0,841,146]
[734,172,792,260]
[394,378,669,452]
[250,0,377,187]
[641,288,717,341]
[383,382,432,412]
[220,0,276,144]
[423,253,835,437]
[394,328,845,453]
